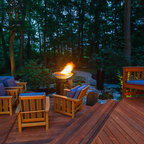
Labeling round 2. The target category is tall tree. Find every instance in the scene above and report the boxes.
[19,1,26,66]
[7,0,20,76]
[43,0,47,67]
[124,0,131,65]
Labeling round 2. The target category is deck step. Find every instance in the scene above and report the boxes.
[50,100,118,144]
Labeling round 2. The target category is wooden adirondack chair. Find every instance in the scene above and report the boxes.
[53,85,90,118]
[1,77,27,93]
[0,83,19,115]
[15,93,50,132]
[122,67,144,99]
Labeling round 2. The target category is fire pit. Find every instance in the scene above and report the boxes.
[53,63,74,95]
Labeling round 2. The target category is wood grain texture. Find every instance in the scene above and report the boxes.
[1,97,144,144]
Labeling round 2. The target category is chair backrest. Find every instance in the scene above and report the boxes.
[77,85,90,99]
[0,83,7,96]
[19,95,45,122]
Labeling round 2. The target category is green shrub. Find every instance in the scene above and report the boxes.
[15,60,55,91]
[99,92,113,100]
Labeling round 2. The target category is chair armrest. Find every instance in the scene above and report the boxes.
[53,94,80,102]
[15,104,20,114]
[45,97,50,112]
[5,89,19,97]
[0,96,12,99]
[16,82,27,85]
[5,86,23,89]
[64,89,70,96]
[6,89,19,93]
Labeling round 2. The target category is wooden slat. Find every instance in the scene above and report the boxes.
[67,100,71,113]
[133,72,136,80]
[129,72,132,80]
[3,99,8,112]
[30,99,36,118]
[23,99,29,119]
[37,99,42,118]
[137,71,140,80]
[0,100,2,112]
[142,72,144,79]
[62,99,66,112]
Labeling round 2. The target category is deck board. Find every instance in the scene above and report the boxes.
[1,97,144,144]
[3,98,90,144]
[94,97,144,144]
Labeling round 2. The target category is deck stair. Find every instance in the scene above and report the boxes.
[50,99,118,144]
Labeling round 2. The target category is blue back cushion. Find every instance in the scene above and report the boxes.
[0,83,7,96]
[0,76,14,83]
[73,85,87,99]
[67,85,81,98]
[127,80,144,85]
[3,77,17,87]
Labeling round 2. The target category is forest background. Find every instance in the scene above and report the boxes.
[0,0,144,89]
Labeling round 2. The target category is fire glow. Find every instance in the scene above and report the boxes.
[60,62,74,75]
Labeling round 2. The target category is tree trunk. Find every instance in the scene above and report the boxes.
[96,68,104,90]
[0,26,10,68]
[8,0,19,76]
[43,0,47,67]
[124,0,131,65]
[38,24,42,55]
[78,6,81,59]
[19,3,26,66]
[10,34,15,76]
[27,31,31,59]
[80,0,85,61]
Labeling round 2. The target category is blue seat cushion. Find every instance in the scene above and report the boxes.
[19,92,46,97]
[67,85,81,98]
[3,77,17,87]
[0,83,7,96]
[126,80,144,85]
[74,85,87,99]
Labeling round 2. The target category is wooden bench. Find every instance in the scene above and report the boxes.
[122,67,144,98]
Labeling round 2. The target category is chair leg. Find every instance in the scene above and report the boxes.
[18,114,22,133]
[122,87,126,99]
[46,112,49,130]
[9,99,12,116]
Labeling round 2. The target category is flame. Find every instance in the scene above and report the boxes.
[60,62,74,75]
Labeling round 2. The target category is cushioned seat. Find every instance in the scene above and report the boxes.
[67,85,81,98]
[126,80,144,85]
[53,85,90,118]
[20,92,45,96]
[16,93,50,132]
[0,82,19,115]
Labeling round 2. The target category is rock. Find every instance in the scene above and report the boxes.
[86,92,99,106]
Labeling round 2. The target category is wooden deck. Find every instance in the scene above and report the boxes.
[93,97,144,144]
[1,97,144,144]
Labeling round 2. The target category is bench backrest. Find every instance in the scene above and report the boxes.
[123,67,144,81]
